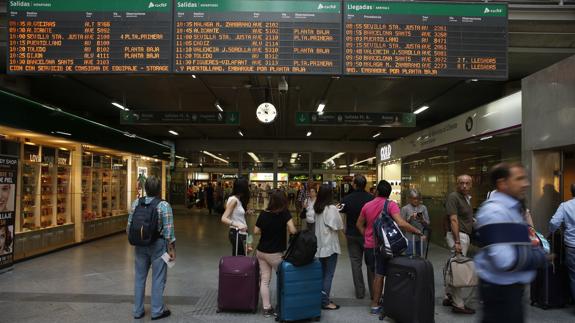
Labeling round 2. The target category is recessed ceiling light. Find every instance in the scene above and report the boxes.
[201,150,229,164]
[317,102,325,113]
[168,130,179,136]
[238,130,244,137]
[306,131,312,137]
[192,75,197,79]
[323,152,345,164]
[112,102,129,111]
[52,131,72,136]
[372,132,381,138]
[480,135,493,141]
[247,152,260,163]
[414,105,429,114]
[215,101,223,112]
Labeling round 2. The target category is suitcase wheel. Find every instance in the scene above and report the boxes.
[379,312,386,321]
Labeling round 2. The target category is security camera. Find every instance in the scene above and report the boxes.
[278,76,288,93]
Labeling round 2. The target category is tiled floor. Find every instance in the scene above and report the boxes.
[0,207,573,322]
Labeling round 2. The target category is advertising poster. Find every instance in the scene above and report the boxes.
[0,155,17,272]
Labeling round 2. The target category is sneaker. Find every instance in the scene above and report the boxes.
[263,307,275,318]
[451,306,476,315]
[151,309,171,320]
[370,306,383,315]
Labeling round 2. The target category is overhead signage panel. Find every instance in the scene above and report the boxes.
[8,0,173,74]
[174,0,343,74]
[120,111,240,125]
[296,111,415,127]
[343,1,508,79]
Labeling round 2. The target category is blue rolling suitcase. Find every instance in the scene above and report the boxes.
[276,260,322,322]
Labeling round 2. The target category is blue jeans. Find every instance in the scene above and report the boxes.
[406,240,423,257]
[133,239,168,318]
[320,253,338,307]
[566,246,575,300]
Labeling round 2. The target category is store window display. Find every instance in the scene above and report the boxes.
[0,184,14,212]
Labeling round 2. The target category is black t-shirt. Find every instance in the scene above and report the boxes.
[256,209,292,253]
[342,190,374,237]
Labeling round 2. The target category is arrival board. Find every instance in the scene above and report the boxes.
[174,0,342,74]
[7,0,172,73]
[344,1,508,79]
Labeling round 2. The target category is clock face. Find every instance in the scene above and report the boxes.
[256,102,277,124]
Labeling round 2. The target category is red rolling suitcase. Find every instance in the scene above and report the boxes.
[217,231,260,313]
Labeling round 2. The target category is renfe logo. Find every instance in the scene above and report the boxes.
[484,7,503,14]
[317,3,337,10]
[148,2,168,8]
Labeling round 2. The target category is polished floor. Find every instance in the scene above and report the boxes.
[0,207,573,322]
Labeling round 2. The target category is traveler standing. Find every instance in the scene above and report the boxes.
[253,190,298,317]
[206,182,215,215]
[340,174,374,299]
[221,178,251,256]
[303,186,317,231]
[443,174,476,314]
[400,189,430,256]
[127,176,175,320]
[549,183,575,299]
[475,163,548,323]
[357,180,423,315]
[313,184,344,310]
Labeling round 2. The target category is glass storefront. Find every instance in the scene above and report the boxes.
[400,129,522,239]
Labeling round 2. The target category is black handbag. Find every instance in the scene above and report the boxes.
[299,208,307,219]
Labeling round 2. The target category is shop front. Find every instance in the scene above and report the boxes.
[522,56,575,231]
[0,90,170,262]
[377,143,402,204]
[380,92,522,244]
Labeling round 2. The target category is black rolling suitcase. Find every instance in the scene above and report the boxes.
[530,231,571,309]
[380,235,435,323]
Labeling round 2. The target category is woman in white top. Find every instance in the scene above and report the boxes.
[313,184,344,310]
[221,178,251,256]
[303,186,317,231]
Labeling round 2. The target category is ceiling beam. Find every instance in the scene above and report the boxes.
[176,139,377,154]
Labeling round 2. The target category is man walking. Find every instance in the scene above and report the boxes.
[475,163,548,323]
[340,174,374,299]
[549,183,575,299]
[127,176,176,320]
[443,174,475,314]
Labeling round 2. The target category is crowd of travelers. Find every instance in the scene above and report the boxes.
[127,162,575,322]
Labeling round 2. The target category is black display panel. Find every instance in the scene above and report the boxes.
[8,0,172,73]
[174,0,342,74]
[343,1,508,79]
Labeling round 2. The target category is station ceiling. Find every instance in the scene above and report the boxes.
[1,2,575,157]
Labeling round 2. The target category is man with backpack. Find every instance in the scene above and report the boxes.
[127,176,175,320]
[356,180,423,315]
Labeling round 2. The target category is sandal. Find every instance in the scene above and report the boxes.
[322,303,340,310]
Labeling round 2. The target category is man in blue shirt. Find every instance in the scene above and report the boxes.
[474,163,548,323]
[549,183,575,299]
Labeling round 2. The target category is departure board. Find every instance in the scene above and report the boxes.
[8,0,172,73]
[344,1,508,79]
[174,0,342,74]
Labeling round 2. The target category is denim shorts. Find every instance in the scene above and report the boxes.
[365,248,387,276]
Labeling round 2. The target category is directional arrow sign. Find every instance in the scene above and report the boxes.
[120,111,240,125]
[295,112,416,127]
